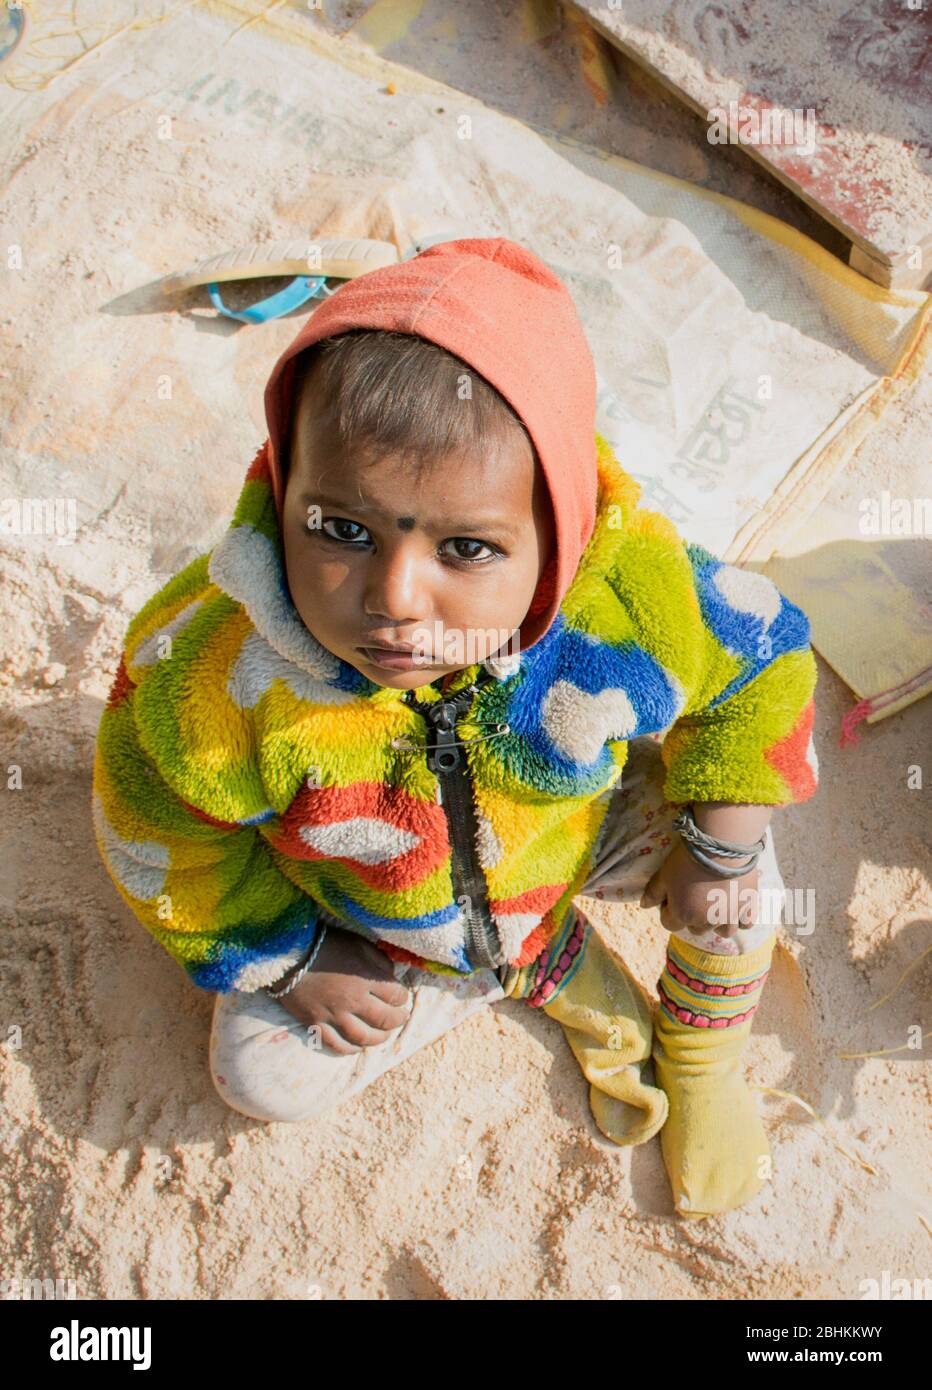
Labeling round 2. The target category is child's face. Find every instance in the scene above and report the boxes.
[282,374,554,690]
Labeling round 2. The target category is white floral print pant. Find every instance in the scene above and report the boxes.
[209,735,786,1123]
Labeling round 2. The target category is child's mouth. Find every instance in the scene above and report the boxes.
[356,645,435,671]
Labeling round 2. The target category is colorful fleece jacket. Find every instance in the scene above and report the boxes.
[92,436,819,995]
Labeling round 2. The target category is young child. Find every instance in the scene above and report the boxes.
[92,237,819,1220]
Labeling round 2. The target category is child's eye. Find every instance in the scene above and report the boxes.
[440,538,498,564]
[321,518,370,544]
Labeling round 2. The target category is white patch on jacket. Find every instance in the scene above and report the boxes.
[227,630,357,710]
[232,947,312,994]
[483,648,522,680]
[541,680,638,764]
[93,793,169,900]
[132,598,204,669]
[493,911,544,962]
[712,565,782,631]
[209,524,341,679]
[299,817,421,864]
[475,811,505,869]
[375,919,468,971]
[805,732,819,780]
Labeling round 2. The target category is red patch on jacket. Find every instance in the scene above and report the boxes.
[270,782,451,890]
[490,882,567,920]
[765,696,817,802]
[106,653,136,709]
[511,917,553,967]
[375,939,429,969]
[246,440,272,483]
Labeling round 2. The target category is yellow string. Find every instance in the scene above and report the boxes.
[217,0,288,49]
[866,943,932,1012]
[836,1021,930,1060]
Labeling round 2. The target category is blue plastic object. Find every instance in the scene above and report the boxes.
[207,274,331,324]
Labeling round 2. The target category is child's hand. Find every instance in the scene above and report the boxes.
[272,927,413,1054]
[640,841,760,941]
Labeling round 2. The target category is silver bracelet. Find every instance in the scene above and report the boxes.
[672,805,766,879]
[266,923,328,999]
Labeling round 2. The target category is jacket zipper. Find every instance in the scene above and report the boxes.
[405,684,504,972]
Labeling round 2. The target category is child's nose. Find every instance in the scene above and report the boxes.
[363,549,430,622]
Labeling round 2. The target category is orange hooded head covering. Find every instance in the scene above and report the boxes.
[259,237,598,651]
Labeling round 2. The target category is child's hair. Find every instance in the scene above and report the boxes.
[285,328,538,481]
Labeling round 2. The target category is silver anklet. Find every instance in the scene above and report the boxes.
[266,923,328,999]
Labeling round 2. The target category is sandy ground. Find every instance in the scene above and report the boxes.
[1,1,929,1301]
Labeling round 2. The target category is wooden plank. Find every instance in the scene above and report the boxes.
[568,0,932,290]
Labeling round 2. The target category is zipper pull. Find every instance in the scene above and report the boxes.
[424,701,462,774]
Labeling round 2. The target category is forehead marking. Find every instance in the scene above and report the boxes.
[396,516,416,531]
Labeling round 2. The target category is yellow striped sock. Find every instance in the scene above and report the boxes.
[652,933,775,1219]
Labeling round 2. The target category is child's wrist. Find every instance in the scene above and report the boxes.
[689,800,773,844]
[673,804,767,879]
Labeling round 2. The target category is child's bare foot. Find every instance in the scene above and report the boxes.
[272,926,412,1054]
